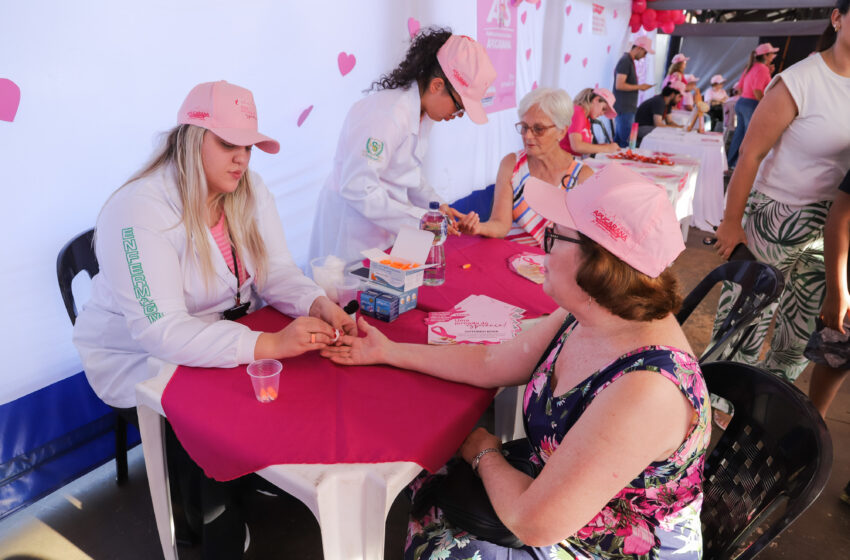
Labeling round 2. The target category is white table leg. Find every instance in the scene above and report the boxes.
[138,403,178,560]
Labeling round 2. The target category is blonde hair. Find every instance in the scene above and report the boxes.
[667,61,685,76]
[518,87,574,129]
[572,88,597,114]
[113,124,268,289]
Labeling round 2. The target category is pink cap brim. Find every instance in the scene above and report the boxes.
[523,177,578,230]
[603,107,617,119]
[459,92,489,124]
[209,127,280,154]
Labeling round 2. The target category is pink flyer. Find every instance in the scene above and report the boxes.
[477,0,517,114]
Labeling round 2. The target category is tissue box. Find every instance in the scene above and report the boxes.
[364,280,418,314]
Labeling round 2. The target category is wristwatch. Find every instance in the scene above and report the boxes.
[471,447,501,475]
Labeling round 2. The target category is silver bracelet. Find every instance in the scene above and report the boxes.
[471,447,501,475]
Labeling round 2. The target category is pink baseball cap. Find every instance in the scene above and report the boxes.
[177,81,280,154]
[667,80,687,94]
[685,74,699,83]
[592,88,617,118]
[524,164,684,278]
[633,36,655,54]
[710,74,725,85]
[437,35,497,125]
[755,42,779,56]
[672,53,689,64]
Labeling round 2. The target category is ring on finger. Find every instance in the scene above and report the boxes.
[310,333,316,344]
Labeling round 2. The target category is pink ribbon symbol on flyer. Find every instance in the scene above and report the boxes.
[430,326,457,340]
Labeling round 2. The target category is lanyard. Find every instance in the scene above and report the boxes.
[230,245,241,306]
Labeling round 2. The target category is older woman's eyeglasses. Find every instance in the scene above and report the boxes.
[543,224,582,253]
[515,122,557,137]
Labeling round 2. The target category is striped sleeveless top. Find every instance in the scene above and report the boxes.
[506,150,584,246]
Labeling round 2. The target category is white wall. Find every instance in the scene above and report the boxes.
[0,0,630,405]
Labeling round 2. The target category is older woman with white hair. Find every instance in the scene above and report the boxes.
[456,88,594,245]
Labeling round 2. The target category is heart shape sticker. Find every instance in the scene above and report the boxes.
[0,78,21,122]
[297,105,313,127]
[564,53,571,64]
[407,17,420,38]
[338,52,356,76]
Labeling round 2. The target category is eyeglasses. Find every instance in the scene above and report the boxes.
[515,122,557,137]
[446,85,465,117]
[543,224,582,254]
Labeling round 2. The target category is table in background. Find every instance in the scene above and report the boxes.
[640,128,727,232]
[137,236,557,560]
[587,151,699,242]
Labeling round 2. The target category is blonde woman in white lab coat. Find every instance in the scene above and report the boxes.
[310,28,497,264]
[74,81,355,411]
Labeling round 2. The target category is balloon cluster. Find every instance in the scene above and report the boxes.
[629,1,686,34]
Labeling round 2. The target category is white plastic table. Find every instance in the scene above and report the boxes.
[640,128,727,232]
[136,364,422,560]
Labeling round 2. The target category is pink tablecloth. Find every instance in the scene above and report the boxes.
[162,236,556,481]
[162,306,495,481]
[419,235,558,316]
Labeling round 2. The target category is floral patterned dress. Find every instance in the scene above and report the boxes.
[405,317,710,560]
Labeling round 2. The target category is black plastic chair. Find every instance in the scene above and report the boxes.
[700,361,833,559]
[676,260,785,363]
[57,228,131,485]
[590,117,614,145]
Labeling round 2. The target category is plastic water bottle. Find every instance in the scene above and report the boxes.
[419,201,447,286]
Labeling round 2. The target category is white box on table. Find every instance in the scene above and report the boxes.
[361,226,434,292]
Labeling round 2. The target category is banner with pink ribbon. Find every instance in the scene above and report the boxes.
[477,0,517,114]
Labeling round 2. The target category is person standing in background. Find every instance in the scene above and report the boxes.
[612,37,655,148]
[726,42,780,167]
[713,0,850,384]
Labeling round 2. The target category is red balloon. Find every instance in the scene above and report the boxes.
[632,0,647,15]
[630,20,642,33]
[674,10,687,25]
[660,21,676,34]
[641,8,657,28]
[629,13,641,28]
[656,10,671,23]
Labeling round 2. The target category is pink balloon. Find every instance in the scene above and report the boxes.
[661,21,676,34]
[641,8,657,27]
[632,0,647,15]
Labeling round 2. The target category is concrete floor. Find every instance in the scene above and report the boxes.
[1,227,848,559]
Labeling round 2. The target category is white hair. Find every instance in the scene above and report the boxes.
[517,87,574,129]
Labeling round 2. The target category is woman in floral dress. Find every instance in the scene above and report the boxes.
[324,164,710,560]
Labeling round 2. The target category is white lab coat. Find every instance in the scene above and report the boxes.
[309,86,445,264]
[73,166,325,408]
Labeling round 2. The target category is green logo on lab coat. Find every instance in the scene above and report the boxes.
[364,137,384,161]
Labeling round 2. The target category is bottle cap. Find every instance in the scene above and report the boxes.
[429,201,440,210]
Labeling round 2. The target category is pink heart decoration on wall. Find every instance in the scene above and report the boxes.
[338,52,356,76]
[297,105,313,127]
[525,48,532,60]
[521,11,527,24]
[607,45,612,53]
[407,17,420,38]
[595,82,599,88]
[536,0,541,10]
[564,53,571,63]
[0,78,21,122]
[532,81,538,90]
[565,5,572,16]
[613,9,618,18]
[582,57,588,67]
[577,23,583,34]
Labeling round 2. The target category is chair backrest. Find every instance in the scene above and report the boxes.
[451,184,495,222]
[676,260,784,363]
[57,228,98,325]
[700,361,833,560]
[589,118,614,144]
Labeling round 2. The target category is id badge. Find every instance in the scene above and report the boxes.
[222,301,250,321]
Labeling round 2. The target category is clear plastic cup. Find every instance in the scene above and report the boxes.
[336,276,361,309]
[246,359,282,403]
